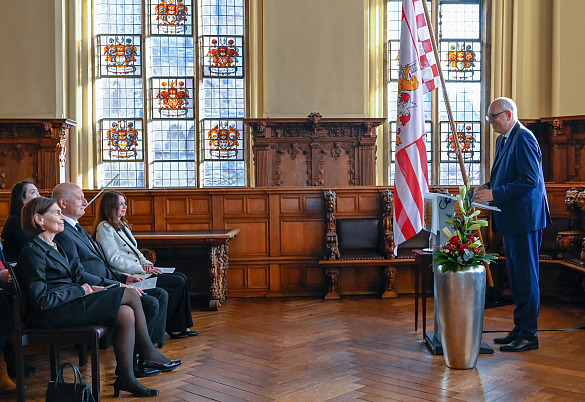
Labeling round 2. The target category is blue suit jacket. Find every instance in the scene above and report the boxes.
[487,122,551,236]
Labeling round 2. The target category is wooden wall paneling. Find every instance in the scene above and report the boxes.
[247,264,270,289]
[225,219,269,257]
[278,262,323,295]
[280,218,323,256]
[269,193,281,257]
[153,195,166,231]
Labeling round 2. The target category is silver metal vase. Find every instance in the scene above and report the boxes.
[435,264,486,369]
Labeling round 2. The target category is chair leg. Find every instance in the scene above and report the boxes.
[13,339,25,402]
[77,344,88,366]
[91,335,100,401]
[49,345,60,381]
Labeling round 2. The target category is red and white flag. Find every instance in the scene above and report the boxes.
[393,0,439,251]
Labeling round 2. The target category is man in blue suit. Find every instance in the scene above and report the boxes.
[476,97,551,352]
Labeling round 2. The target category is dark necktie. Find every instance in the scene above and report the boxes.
[75,223,97,252]
[499,136,507,152]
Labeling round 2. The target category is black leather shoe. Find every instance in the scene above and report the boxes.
[113,378,159,397]
[115,365,161,378]
[183,330,199,337]
[134,365,161,378]
[140,359,182,373]
[168,332,188,339]
[493,330,518,345]
[500,338,539,352]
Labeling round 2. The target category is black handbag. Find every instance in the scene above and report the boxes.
[45,362,95,402]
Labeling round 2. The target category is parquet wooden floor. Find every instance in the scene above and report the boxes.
[2,296,585,401]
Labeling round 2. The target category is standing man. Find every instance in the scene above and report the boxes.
[476,97,551,352]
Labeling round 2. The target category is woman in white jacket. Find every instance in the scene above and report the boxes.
[94,191,197,340]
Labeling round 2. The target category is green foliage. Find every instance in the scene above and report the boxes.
[433,183,496,273]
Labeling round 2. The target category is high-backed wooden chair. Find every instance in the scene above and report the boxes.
[7,264,109,401]
[319,189,399,299]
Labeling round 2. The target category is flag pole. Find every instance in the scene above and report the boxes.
[420,1,494,287]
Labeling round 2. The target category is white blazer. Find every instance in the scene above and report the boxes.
[95,221,151,275]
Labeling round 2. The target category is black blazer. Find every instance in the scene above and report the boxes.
[17,236,123,328]
[1,214,31,262]
[55,221,128,286]
[17,236,85,311]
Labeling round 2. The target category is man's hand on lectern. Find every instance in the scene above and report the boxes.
[475,187,493,204]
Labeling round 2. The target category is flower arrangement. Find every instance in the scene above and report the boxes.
[433,183,496,273]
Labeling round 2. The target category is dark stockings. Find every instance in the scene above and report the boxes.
[113,289,170,388]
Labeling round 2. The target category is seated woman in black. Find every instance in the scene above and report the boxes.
[1,181,40,263]
[16,197,181,397]
[94,191,197,340]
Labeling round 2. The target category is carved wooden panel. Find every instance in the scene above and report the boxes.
[246,113,385,187]
[529,115,585,183]
[0,119,75,190]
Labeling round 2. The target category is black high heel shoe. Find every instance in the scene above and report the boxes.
[113,378,159,397]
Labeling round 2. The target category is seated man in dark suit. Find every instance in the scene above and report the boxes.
[52,183,168,378]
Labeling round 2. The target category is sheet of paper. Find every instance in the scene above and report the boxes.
[130,277,157,290]
[156,267,175,273]
[132,267,175,280]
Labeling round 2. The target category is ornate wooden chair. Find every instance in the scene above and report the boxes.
[7,264,109,401]
[319,189,399,299]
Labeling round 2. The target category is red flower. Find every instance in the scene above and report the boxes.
[449,236,460,245]
[467,234,475,241]
[459,244,469,253]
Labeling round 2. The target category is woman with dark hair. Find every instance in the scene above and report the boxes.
[1,181,40,262]
[17,197,182,397]
[94,191,197,340]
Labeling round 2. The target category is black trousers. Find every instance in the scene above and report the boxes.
[155,272,193,333]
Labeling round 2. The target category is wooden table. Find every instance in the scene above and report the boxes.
[134,229,240,310]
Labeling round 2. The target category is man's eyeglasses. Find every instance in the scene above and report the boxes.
[485,110,508,121]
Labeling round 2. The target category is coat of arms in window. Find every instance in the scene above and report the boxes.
[447,125,476,160]
[208,122,240,158]
[446,44,476,80]
[107,121,139,159]
[155,0,188,34]
[103,37,138,75]
[207,38,239,76]
[157,80,189,117]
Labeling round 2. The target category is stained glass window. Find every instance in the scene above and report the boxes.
[387,0,486,186]
[94,0,246,188]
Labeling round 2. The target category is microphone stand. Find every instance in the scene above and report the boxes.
[85,174,120,208]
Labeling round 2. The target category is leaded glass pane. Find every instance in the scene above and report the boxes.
[439,3,480,40]
[200,0,245,36]
[95,0,142,35]
[95,78,143,120]
[148,36,195,76]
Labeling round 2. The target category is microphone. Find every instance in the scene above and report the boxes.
[84,174,120,208]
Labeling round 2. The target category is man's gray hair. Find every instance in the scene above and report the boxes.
[494,97,518,120]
